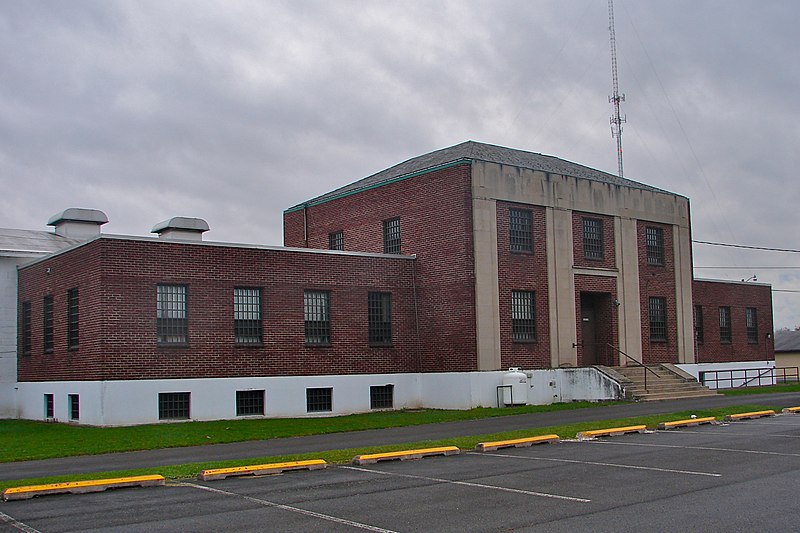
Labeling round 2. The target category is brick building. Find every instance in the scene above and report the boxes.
[14,141,774,424]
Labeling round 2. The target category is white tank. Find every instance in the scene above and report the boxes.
[503,367,528,405]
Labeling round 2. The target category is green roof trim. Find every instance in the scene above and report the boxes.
[284,159,472,214]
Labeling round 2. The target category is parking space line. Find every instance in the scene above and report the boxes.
[0,511,41,533]
[340,465,590,502]
[657,429,800,439]
[589,440,800,458]
[469,451,721,477]
[176,482,397,533]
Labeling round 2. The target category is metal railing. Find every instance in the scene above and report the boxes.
[606,343,660,391]
[699,367,800,389]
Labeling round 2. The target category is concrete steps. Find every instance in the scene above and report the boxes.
[601,364,718,401]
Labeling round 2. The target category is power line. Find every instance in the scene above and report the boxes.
[694,266,800,270]
[693,240,800,253]
[773,289,800,294]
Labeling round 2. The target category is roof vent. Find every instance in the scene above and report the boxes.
[151,217,209,241]
[47,208,109,239]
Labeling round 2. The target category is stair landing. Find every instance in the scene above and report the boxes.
[604,364,718,401]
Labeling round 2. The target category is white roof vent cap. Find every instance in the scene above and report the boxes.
[151,217,209,241]
[47,208,108,239]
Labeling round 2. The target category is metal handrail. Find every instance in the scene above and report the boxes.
[739,367,776,388]
[606,343,660,391]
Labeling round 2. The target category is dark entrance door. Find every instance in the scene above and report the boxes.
[580,294,598,366]
[579,292,613,366]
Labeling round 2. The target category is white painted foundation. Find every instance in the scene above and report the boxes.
[677,361,776,389]
[14,368,623,426]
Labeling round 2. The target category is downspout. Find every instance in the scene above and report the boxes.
[302,203,309,247]
[411,256,422,372]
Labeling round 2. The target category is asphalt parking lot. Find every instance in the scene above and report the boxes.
[3,412,800,532]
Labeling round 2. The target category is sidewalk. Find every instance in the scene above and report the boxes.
[4,391,799,482]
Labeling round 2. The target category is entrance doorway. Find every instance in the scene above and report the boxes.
[579,292,615,366]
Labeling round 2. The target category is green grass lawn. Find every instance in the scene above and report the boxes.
[719,382,800,396]
[0,403,779,492]
[0,401,623,463]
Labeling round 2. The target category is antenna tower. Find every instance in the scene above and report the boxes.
[608,0,626,179]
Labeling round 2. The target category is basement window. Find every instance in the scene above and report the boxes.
[44,394,54,419]
[158,392,190,420]
[68,394,80,421]
[370,384,394,409]
[306,387,332,412]
[236,390,265,416]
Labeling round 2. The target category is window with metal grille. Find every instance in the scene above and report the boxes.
[368,292,392,346]
[370,384,394,409]
[236,390,265,416]
[234,288,262,344]
[746,307,758,344]
[329,230,344,251]
[21,301,31,355]
[694,305,704,344]
[583,217,604,259]
[509,208,533,252]
[304,290,330,345]
[649,297,667,342]
[157,285,188,345]
[67,288,79,349]
[158,392,190,419]
[646,226,664,266]
[44,394,54,418]
[511,290,536,342]
[383,218,401,254]
[306,387,332,412]
[68,394,79,421]
[719,306,732,343]
[43,295,54,353]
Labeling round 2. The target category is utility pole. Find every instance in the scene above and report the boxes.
[608,0,626,180]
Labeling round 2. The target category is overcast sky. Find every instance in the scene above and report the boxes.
[1,0,798,328]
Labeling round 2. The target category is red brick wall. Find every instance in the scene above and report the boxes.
[284,163,478,371]
[572,212,616,270]
[496,202,551,369]
[637,221,678,364]
[692,280,774,362]
[18,238,419,382]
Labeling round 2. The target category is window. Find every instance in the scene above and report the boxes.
[236,390,265,416]
[694,305,704,344]
[648,297,667,342]
[306,387,332,412]
[368,292,392,345]
[234,288,262,344]
[511,291,536,342]
[646,226,664,266]
[157,285,188,345]
[304,290,331,345]
[44,394,54,419]
[719,307,732,343]
[583,217,604,260]
[159,392,190,419]
[509,208,533,252]
[329,230,344,251]
[21,301,31,355]
[370,384,394,409]
[43,295,54,353]
[746,308,758,344]
[68,394,79,421]
[383,218,401,254]
[67,288,79,349]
